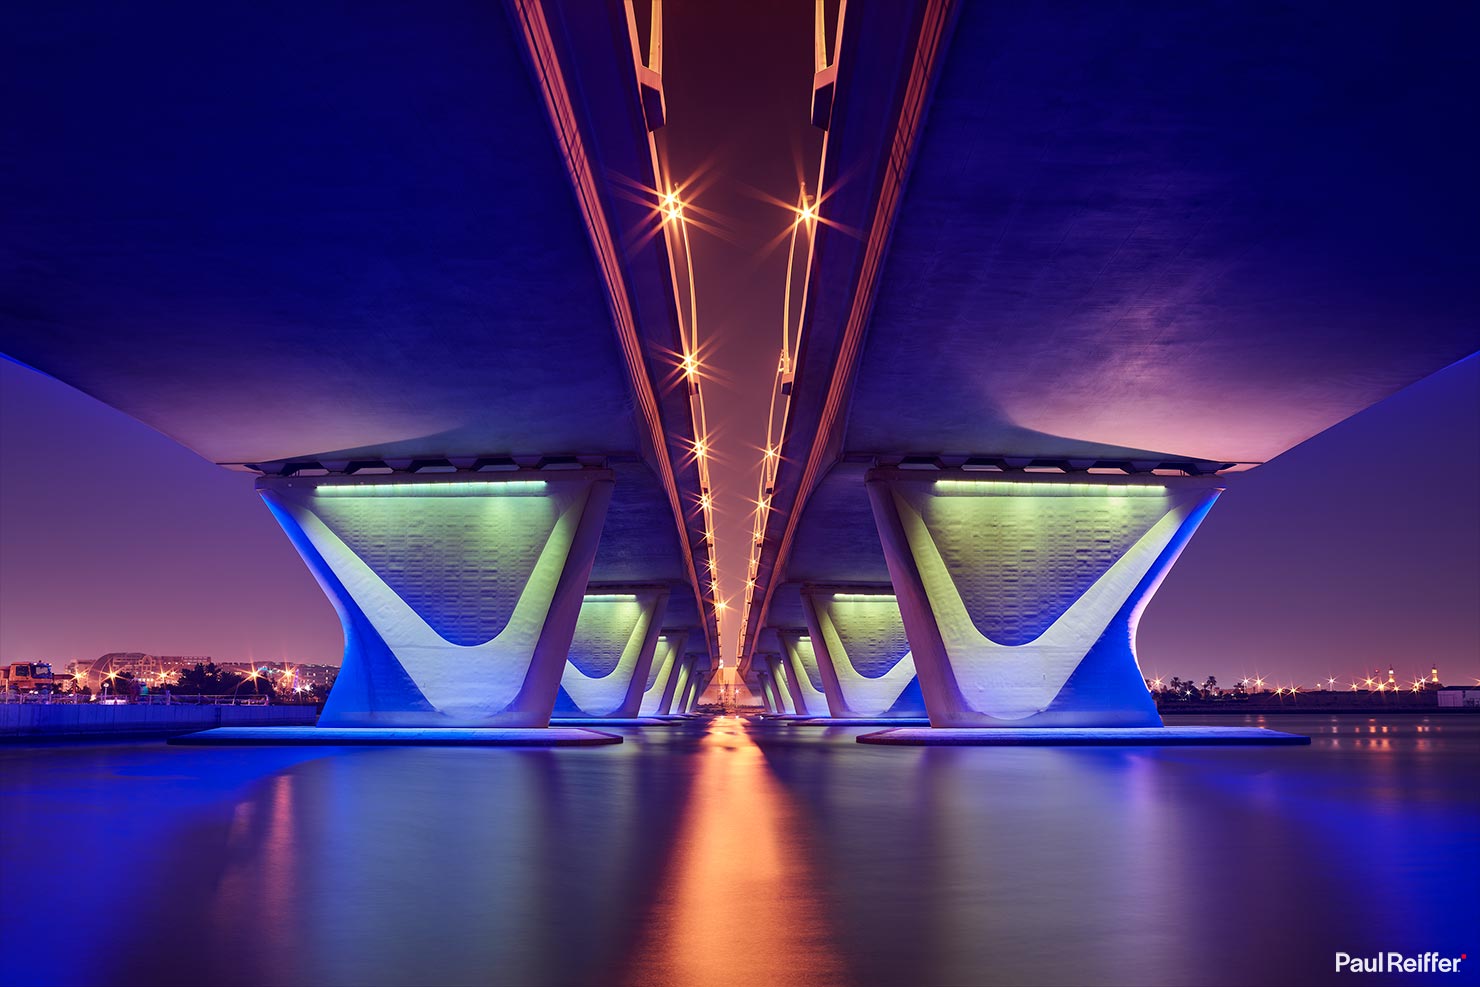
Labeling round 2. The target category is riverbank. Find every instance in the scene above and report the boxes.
[1160,703,1479,715]
[0,702,317,739]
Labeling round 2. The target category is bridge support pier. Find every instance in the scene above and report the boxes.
[755,665,779,714]
[554,586,670,717]
[667,655,695,715]
[867,471,1222,728]
[259,471,612,728]
[799,589,925,717]
[762,657,796,714]
[640,630,690,715]
[678,661,711,713]
[778,633,829,717]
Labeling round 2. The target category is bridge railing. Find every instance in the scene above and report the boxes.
[0,692,286,706]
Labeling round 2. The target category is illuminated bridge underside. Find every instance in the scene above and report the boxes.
[757,663,787,716]
[764,658,796,715]
[2,1,722,682]
[848,1,1480,465]
[555,587,669,718]
[800,595,924,718]
[777,634,828,717]
[639,631,688,716]
[743,0,1478,729]
[668,659,693,716]
[261,473,610,728]
[869,474,1220,728]
[678,659,711,714]
[0,1,658,466]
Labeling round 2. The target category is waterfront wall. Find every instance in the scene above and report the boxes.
[1155,690,1473,713]
[1,704,318,738]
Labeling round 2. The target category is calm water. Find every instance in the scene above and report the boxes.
[2,715,1476,986]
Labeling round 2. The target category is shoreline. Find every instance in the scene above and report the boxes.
[1160,705,1478,716]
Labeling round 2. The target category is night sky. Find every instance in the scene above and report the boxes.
[2,1,1477,688]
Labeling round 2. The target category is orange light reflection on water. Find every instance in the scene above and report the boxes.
[622,716,844,987]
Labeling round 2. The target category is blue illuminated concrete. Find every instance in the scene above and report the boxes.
[756,667,782,714]
[777,634,829,717]
[555,586,670,718]
[261,471,612,728]
[782,717,931,728]
[679,664,712,713]
[843,2,1480,467]
[857,726,1309,746]
[870,473,1221,728]
[550,717,666,727]
[639,631,689,715]
[0,2,650,466]
[171,726,621,747]
[764,657,796,714]
[672,657,710,714]
[668,657,694,715]
[799,591,925,717]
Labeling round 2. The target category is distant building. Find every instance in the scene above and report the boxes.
[220,662,339,692]
[80,653,338,693]
[1437,687,1480,708]
[84,653,169,691]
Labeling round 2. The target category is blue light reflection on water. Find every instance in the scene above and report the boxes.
[1,715,1475,986]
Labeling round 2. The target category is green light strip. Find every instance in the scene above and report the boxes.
[932,480,1166,497]
[583,594,641,603]
[313,480,548,497]
[832,593,897,602]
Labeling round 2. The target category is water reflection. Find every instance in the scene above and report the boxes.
[2,715,1475,986]
[3,735,701,986]
[622,715,843,986]
[749,715,1479,986]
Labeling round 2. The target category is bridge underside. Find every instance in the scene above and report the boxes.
[850,0,1479,467]
[2,1,651,467]
[2,1,718,724]
[746,0,1479,726]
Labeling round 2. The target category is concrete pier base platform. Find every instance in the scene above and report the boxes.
[170,726,622,747]
[857,726,1309,746]
[550,717,668,727]
[778,717,932,727]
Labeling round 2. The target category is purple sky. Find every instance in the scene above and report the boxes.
[2,0,1477,688]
